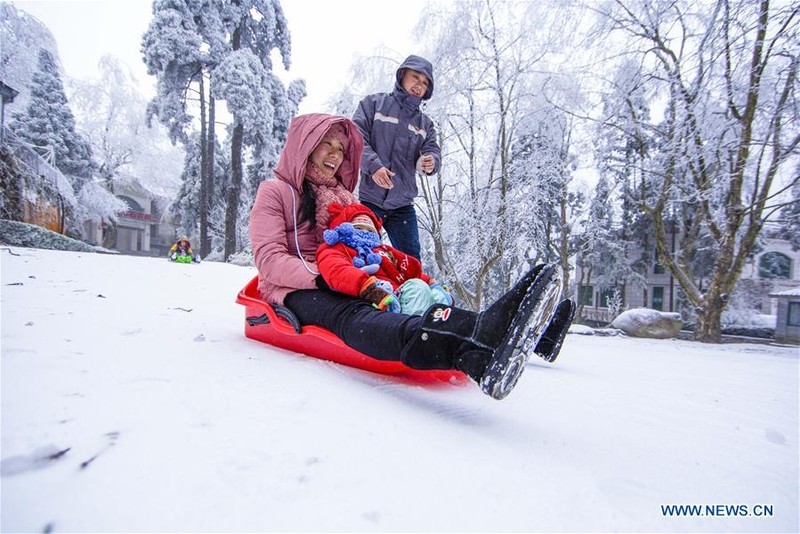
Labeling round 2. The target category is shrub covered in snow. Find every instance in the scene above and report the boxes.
[0,219,100,253]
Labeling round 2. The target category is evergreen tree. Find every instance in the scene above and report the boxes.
[210,0,302,259]
[142,0,215,256]
[170,132,228,250]
[9,49,94,190]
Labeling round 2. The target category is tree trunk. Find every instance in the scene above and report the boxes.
[694,294,723,343]
[198,73,209,258]
[224,122,244,260]
[102,223,117,249]
[204,93,216,257]
[223,24,243,261]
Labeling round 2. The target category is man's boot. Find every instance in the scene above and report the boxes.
[401,264,563,400]
[533,299,576,363]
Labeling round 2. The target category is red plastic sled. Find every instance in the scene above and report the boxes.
[236,276,469,386]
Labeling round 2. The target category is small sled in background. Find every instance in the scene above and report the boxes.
[169,253,199,264]
[167,236,200,264]
[236,275,469,386]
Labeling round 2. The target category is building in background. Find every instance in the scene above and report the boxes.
[575,227,799,325]
[82,179,178,257]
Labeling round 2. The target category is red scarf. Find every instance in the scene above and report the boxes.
[305,162,357,232]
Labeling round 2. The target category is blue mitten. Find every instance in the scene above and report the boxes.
[374,279,401,313]
[360,264,380,275]
[359,277,400,313]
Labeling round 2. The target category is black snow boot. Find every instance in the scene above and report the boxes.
[401,264,563,400]
[478,264,563,399]
[533,299,576,363]
[481,263,547,327]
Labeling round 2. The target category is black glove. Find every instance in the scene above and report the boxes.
[315,274,330,291]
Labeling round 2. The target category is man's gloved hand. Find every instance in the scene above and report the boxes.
[359,276,400,313]
[429,280,453,306]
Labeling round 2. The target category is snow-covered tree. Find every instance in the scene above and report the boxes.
[7,48,95,237]
[591,59,656,300]
[211,0,301,259]
[170,132,228,251]
[413,0,583,309]
[593,0,800,342]
[777,174,800,251]
[142,0,216,256]
[575,174,628,319]
[144,0,302,260]
[70,55,183,246]
[9,49,94,188]
[0,2,61,115]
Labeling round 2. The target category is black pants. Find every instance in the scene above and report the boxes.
[284,290,422,361]
[362,201,421,260]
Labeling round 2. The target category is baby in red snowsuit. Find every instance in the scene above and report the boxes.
[316,203,452,315]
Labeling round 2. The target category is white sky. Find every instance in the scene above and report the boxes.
[12,0,428,114]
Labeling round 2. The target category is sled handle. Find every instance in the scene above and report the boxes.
[246,314,270,326]
[274,305,302,334]
[245,308,302,335]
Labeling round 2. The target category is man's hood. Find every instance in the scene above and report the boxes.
[395,55,435,100]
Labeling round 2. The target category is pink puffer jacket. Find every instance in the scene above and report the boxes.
[249,114,364,305]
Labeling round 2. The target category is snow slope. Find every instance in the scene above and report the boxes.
[1,247,798,533]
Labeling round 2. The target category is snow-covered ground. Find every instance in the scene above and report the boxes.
[1,247,798,533]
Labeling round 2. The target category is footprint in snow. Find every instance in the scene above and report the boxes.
[764,428,786,445]
[121,328,143,336]
[0,445,71,476]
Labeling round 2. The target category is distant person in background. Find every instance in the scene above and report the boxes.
[352,55,441,261]
[168,236,198,263]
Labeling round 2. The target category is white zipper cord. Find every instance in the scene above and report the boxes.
[288,182,319,276]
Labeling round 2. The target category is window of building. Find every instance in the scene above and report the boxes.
[789,302,800,327]
[117,195,145,213]
[759,252,791,279]
[652,286,664,311]
[579,285,594,307]
[653,248,665,274]
[599,288,618,309]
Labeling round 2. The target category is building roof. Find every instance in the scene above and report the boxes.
[0,80,19,103]
[770,286,800,298]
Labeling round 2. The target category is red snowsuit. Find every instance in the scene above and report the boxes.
[316,203,431,298]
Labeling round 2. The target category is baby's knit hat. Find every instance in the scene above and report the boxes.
[326,203,382,233]
[323,203,383,269]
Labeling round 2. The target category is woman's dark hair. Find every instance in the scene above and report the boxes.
[300,181,317,226]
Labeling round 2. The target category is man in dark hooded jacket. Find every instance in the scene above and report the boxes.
[352,55,441,261]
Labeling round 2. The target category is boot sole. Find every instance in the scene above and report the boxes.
[534,299,576,363]
[480,264,564,399]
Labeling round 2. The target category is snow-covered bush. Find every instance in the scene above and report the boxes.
[75,182,127,225]
[226,250,254,267]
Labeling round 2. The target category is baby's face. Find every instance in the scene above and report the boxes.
[351,215,377,235]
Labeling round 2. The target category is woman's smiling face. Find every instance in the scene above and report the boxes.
[309,134,345,179]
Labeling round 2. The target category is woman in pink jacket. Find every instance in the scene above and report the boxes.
[249,113,570,400]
